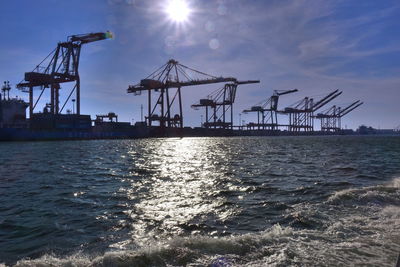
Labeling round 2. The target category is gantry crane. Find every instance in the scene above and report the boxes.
[191,80,259,129]
[242,89,298,130]
[17,31,113,117]
[280,89,342,132]
[315,105,340,132]
[316,100,363,132]
[127,59,237,128]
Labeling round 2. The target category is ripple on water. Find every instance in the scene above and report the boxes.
[0,136,399,265]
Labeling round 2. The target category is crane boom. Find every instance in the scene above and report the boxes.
[68,31,113,44]
[168,77,237,88]
[337,100,360,117]
[236,80,260,85]
[312,90,342,111]
[275,89,298,96]
[312,90,338,109]
[128,77,237,93]
[339,101,363,117]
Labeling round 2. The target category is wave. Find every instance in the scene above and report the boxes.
[327,177,400,206]
[10,211,400,267]
[8,178,400,267]
[11,224,293,267]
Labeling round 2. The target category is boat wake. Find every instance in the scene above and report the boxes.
[8,178,400,266]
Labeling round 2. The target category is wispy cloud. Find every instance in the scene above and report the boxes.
[6,0,394,128]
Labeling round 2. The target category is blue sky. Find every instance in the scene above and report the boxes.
[1,0,399,129]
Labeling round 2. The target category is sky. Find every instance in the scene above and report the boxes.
[1,0,399,130]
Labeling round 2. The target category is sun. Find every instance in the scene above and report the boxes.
[165,0,191,23]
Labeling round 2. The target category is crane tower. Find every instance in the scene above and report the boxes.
[17,31,113,117]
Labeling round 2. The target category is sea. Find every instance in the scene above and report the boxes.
[0,136,399,266]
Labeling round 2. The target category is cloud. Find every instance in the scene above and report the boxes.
[87,0,400,128]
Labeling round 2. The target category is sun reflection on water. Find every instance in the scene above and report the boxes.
[124,138,238,243]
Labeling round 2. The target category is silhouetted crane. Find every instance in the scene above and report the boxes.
[316,100,363,131]
[281,89,342,132]
[127,59,238,128]
[243,89,298,130]
[191,80,259,129]
[17,31,113,117]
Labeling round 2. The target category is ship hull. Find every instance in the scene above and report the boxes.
[0,126,151,141]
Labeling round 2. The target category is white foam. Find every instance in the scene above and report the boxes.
[10,177,400,267]
[11,224,294,267]
[14,254,90,267]
[390,177,400,188]
[327,176,400,203]
[11,217,399,267]
[381,205,400,219]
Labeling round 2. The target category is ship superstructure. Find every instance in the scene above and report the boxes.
[0,81,29,129]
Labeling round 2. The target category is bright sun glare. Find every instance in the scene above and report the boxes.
[165,0,191,23]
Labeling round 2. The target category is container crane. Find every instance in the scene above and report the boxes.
[127,59,237,128]
[281,89,342,132]
[314,105,340,132]
[242,89,298,130]
[17,31,113,117]
[335,100,363,130]
[316,100,363,131]
[191,80,259,129]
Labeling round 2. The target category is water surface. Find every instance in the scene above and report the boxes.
[0,136,399,266]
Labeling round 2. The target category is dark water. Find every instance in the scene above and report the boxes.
[0,136,399,266]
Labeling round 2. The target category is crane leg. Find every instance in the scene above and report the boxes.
[76,78,80,115]
[178,88,183,128]
[51,84,55,114]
